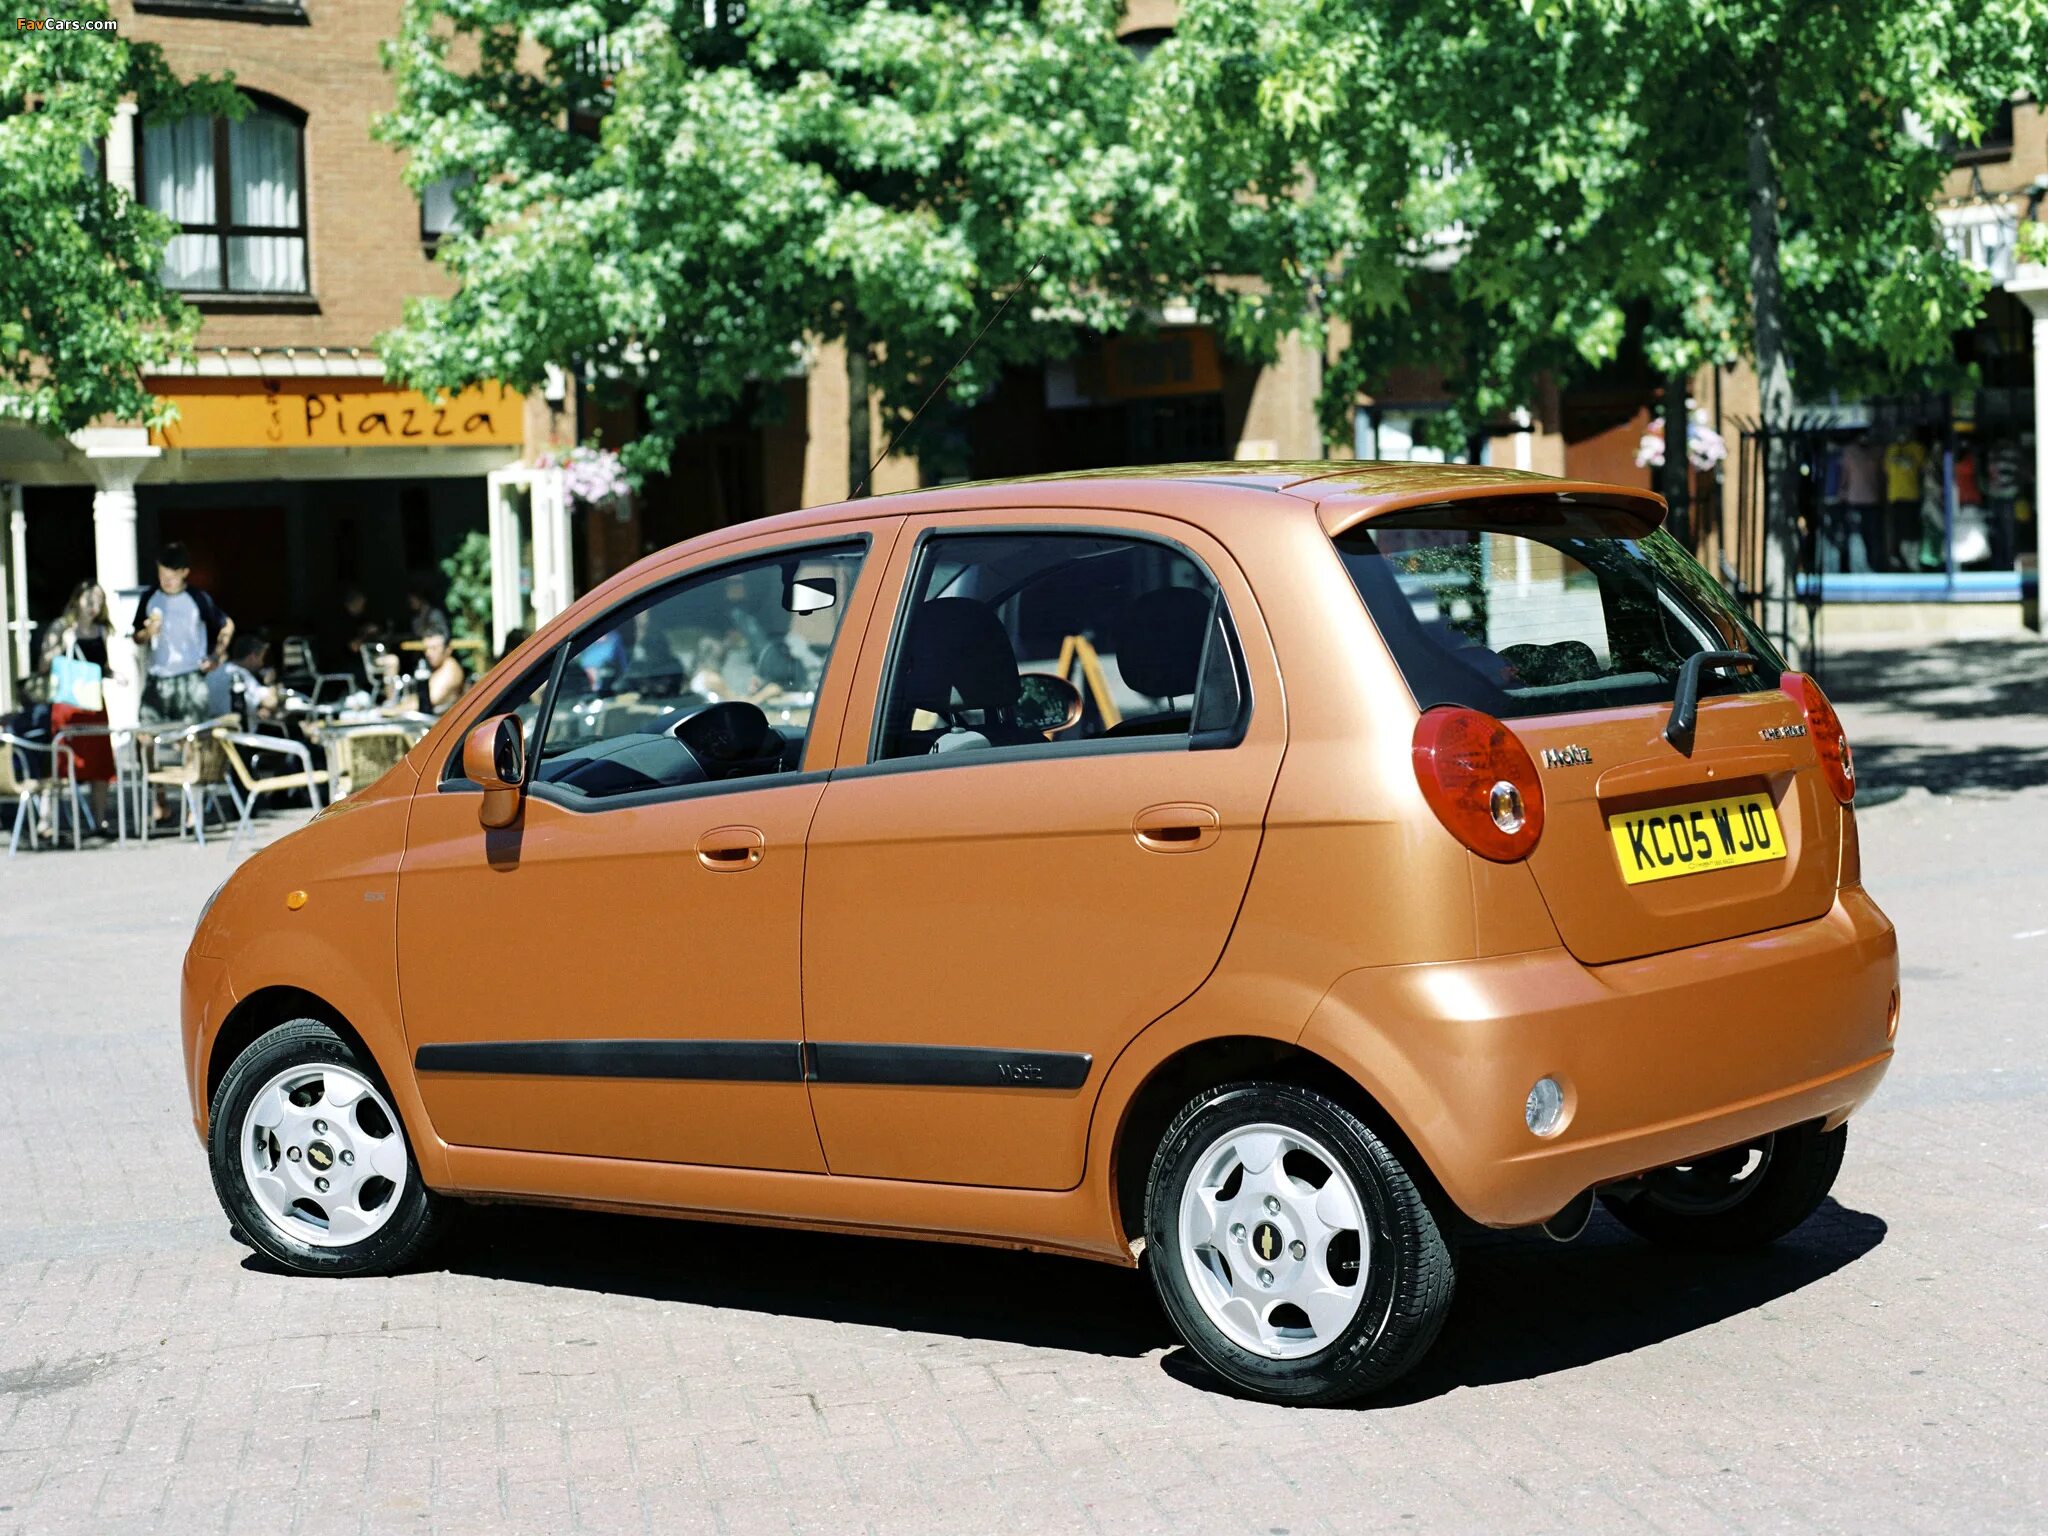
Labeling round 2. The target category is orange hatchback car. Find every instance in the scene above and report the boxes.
[184,463,1898,1404]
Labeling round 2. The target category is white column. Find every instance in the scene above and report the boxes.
[73,427,157,595]
[0,482,22,713]
[106,101,138,198]
[530,466,573,625]
[485,468,525,654]
[92,483,140,598]
[73,427,161,729]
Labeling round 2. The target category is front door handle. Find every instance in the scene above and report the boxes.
[1133,802,1220,853]
[696,825,765,871]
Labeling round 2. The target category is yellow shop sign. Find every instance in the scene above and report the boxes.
[149,378,524,450]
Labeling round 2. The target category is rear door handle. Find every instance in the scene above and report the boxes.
[695,825,765,871]
[1133,802,1220,853]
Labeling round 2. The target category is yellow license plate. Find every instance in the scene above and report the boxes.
[1608,792,1787,885]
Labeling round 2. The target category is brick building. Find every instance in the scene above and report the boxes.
[0,0,588,722]
[0,0,1338,719]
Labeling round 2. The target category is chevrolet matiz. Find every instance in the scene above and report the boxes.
[183,463,1897,1405]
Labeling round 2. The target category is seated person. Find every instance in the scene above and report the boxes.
[208,632,282,726]
[401,631,468,716]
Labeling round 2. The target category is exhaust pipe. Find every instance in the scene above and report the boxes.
[1540,1188,1595,1243]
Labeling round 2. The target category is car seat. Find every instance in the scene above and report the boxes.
[885,598,1039,756]
[1107,587,1212,736]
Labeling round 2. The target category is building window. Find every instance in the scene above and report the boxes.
[1119,26,1173,61]
[132,1,309,22]
[140,95,308,295]
[1953,101,2016,165]
[419,171,473,247]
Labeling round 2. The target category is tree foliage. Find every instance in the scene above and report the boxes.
[378,0,1146,480]
[0,2,240,436]
[1153,0,2048,440]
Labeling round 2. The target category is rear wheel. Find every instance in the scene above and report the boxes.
[1598,1121,1846,1252]
[1144,1081,1455,1405]
[209,1019,443,1276]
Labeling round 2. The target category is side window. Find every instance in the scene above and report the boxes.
[873,531,1243,763]
[531,542,865,802]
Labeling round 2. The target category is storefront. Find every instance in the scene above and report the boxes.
[0,362,567,718]
[1788,286,2036,612]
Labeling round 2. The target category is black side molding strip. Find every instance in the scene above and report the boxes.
[414,1039,803,1082]
[806,1042,1092,1091]
[413,1038,1092,1090]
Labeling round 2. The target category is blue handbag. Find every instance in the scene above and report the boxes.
[50,647,104,711]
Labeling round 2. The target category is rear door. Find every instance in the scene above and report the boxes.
[800,512,1286,1190]
[1334,504,1841,964]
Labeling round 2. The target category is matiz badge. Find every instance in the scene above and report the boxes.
[1541,744,1593,769]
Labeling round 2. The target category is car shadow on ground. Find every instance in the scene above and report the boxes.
[1353,1199,1887,1407]
[293,1195,1884,1399]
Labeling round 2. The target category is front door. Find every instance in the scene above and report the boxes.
[801,514,1286,1190]
[396,527,890,1170]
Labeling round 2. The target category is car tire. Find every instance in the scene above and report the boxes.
[208,1019,443,1277]
[1144,1081,1456,1406]
[1598,1121,1846,1253]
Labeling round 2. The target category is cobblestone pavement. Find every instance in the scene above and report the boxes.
[3,642,2045,1534]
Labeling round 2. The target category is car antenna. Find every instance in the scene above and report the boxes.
[851,257,1045,500]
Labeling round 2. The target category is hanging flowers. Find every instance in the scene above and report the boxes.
[1636,405,1728,474]
[535,443,631,509]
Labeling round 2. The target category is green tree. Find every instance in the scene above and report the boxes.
[378,0,1145,489]
[1,3,240,437]
[1152,0,2048,642]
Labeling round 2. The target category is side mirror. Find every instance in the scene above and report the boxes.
[462,713,525,829]
[1014,672,1083,734]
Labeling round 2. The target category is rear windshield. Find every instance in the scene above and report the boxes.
[1335,505,1783,720]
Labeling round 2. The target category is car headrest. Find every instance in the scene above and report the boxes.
[1116,587,1213,700]
[896,598,1020,713]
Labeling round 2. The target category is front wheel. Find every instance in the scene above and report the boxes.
[1598,1120,1846,1252]
[208,1019,444,1276]
[1144,1081,1456,1405]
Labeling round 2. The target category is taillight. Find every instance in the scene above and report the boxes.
[1780,672,1854,803]
[1412,706,1545,861]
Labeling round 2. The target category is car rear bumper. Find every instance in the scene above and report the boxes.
[1298,886,1898,1228]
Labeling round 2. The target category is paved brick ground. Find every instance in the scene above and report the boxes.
[3,639,2045,1534]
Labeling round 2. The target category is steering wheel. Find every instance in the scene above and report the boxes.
[668,699,780,776]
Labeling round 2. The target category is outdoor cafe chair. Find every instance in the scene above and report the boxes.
[280,636,355,709]
[142,720,239,847]
[216,731,329,854]
[323,723,415,799]
[1,731,82,856]
[50,721,152,846]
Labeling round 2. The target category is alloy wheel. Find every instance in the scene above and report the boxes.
[239,1062,409,1248]
[1176,1121,1369,1360]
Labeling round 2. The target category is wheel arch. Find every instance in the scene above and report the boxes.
[1107,1035,1456,1246]
[207,985,377,1112]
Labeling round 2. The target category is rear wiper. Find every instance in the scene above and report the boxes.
[1663,649,1757,755]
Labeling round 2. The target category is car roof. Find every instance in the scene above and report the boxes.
[725,460,1663,535]
[593,461,1668,601]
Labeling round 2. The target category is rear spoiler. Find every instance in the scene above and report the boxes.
[1296,478,1668,542]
